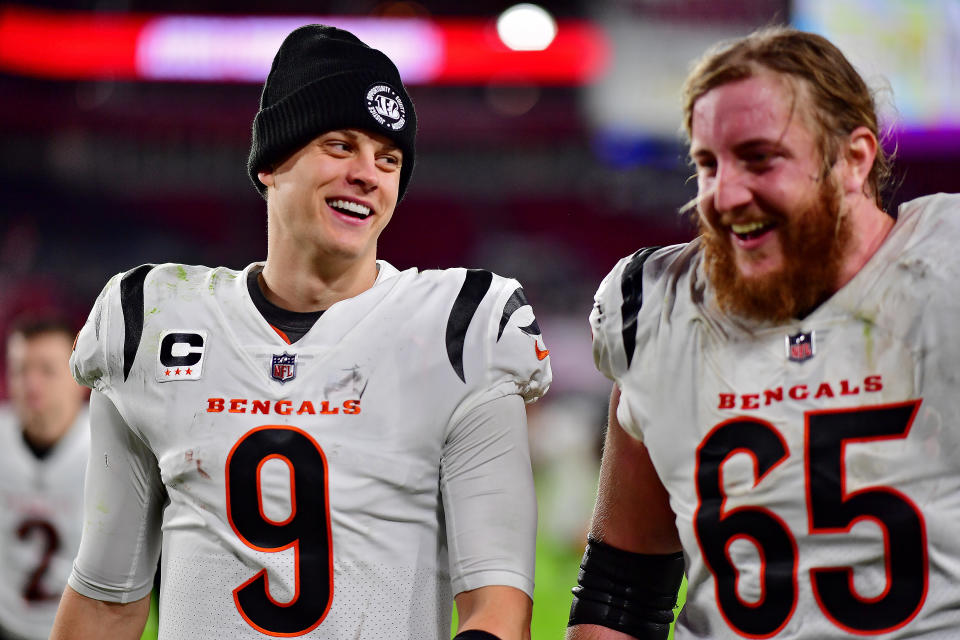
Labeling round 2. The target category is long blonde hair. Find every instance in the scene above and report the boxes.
[682,27,892,208]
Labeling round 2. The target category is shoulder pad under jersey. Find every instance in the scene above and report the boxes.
[441,269,552,413]
[590,245,697,382]
[72,264,157,392]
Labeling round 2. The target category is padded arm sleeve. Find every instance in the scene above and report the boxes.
[68,391,165,603]
[441,394,536,599]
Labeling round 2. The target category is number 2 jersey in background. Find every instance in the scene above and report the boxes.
[0,406,87,640]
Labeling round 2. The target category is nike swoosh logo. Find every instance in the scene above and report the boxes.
[534,342,550,361]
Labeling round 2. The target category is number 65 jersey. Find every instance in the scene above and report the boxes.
[590,194,960,639]
[69,260,551,639]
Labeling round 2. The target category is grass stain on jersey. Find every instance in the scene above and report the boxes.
[176,265,188,281]
[147,307,158,315]
[860,316,876,369]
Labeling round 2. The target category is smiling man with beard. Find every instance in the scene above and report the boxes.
[567,27,960,640]
[691,62,870,323]
[697,143,852,323]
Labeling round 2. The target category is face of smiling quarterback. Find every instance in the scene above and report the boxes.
[259,128,403,265]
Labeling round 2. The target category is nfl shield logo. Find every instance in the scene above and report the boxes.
[271,353,297,383]
[785,331,815,363]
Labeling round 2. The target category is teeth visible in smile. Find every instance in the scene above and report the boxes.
[328,199,371,218]
[731,221,768,235]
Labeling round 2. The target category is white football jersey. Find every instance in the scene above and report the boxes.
[591,194,960,639]
[70,260,550,639]
[0,406,88,640]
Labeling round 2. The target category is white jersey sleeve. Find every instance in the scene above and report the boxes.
[68,390,164,604]
[589,246,688,440]
[438,270,550,597]
[590,255,631,383]
[71,271,127,396]
[441,393,536,598]
[450,271,551,416]
[69,266,165,603]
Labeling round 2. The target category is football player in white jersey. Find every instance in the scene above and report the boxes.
[0,318,88,640]
[567,27,960,640]
[51,25,550,640]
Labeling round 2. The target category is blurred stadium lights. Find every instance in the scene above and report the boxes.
[0,4,608,85]
[496,4,557,51]
[793,0,960,153]
[585,0,960,168]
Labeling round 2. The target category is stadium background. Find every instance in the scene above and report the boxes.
[0,0,957,638]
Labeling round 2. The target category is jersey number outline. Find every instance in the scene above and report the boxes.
[226,425,333,637]
[16,519,61,602]
[694,401,927,638]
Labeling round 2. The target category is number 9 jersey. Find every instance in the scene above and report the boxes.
[68,260,551,639]
[589,194,960,639]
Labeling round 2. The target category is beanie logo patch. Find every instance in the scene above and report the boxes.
[365,83,406,131]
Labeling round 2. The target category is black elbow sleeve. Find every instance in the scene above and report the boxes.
[568,536,685,640]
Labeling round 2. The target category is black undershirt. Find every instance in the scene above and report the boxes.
[21,430,53,460]
[246,266,323,344]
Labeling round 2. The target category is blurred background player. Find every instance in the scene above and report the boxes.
[568,26,960,640]
[0,318,88,640]
[51,24,550,640]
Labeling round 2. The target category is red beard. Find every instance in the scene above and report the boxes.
[699,178,851,323]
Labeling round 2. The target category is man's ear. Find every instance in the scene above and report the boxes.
[841,126,878,197]
[258,168,275,188]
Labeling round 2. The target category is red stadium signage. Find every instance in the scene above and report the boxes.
[0,5,608,85]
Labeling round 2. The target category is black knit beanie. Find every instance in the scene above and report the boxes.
[247,24,417,200]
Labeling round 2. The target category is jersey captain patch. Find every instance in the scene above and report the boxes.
[156,330,207,381]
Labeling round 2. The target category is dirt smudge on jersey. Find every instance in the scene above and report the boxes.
[185,449,211,479]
